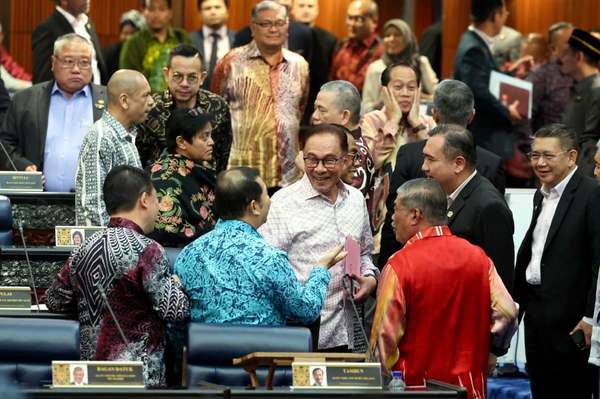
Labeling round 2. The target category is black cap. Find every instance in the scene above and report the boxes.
[568,28,600,62]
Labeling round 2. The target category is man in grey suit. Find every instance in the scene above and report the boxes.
[0,33,106,192]
[189,0,235,90]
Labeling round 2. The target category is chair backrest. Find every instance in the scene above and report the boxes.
[0,317,80,387]
[186,323,312,387]
[0,195,13,245]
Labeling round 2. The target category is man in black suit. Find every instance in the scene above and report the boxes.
[0,34,106,192]
[378,80,506,269]
[189,0,235,90]
[32,0,107,85]
[514,124,600,398]
[0,77,9,125]
[453,0,520,160]
[291,0,336,123]
[232,0,313,63]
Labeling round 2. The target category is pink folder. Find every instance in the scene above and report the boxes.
[343,236,360,277]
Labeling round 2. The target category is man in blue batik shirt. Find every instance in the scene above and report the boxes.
[175,166,344,325]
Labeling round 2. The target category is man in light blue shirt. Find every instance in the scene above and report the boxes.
[174,167,344,325]
[0,33,106,191]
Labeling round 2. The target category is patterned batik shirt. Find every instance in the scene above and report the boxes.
[45,217,190,387]
[137,89,232,172]
[260,174,379,349]
[211,41,309,188]
[75,111,142,226]
[329,33,384,92]
[149,153,217,248]
[174,219,330,325]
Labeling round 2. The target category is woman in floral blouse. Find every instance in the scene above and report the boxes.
[149,109,217,247]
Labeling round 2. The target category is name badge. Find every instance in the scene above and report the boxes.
[292,362,382,389]
[52,361,144,388]
[0,286,31,310]
[0,171,43,192]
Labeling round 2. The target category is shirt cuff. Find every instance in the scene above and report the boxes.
[583,317,594,326]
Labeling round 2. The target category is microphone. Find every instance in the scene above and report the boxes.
[97,284,130,348]
[18,220,40,311]
[342,275,375,362]
[0,139,42,311]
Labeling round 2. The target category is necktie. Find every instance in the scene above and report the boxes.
[205,32,220,89]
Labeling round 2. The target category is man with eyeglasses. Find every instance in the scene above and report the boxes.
[137,44,231,172]
[261,124,379,352]
[212,0,309,194]
[329,0,383,92]
[0,33,106,193]
[514,123,600,399]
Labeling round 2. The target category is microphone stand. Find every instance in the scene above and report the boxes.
[98,284,130,348]
[343,275,375,362]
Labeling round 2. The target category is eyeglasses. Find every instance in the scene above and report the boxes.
[527,151,568,162]
[55,56,91,69]
[304,156,345,169]
[171,72,200,84]
[253,19,288,29]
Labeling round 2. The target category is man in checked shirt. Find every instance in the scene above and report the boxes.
[261,124,379,351]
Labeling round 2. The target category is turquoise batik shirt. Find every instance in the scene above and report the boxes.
[174,219,330,325]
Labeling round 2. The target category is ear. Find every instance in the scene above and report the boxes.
[198,70,208,86]
[162,67,169,82]
[467,109,475,125]
[139,191,150,210]
[119,93,129,110]
[409,208,422,226]
[249,199,261,216]
[568,148,578,166]
[341,109,352,126]
[454,155,467,174]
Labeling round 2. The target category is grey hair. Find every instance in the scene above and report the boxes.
[319,80,362,125]
[251,0,287,20]
[432,79,475,127]
[396,178,448,225]
[548,21,574,42]
[53,33,92,56]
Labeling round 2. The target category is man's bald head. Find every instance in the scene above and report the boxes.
[107,69,148,105]
[215,167,266,220]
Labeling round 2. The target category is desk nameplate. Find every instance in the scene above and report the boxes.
[55,226,106,247]
[0,286,31,310]
[292,362,382,390]
[0,171,43,192]
[52,360,144,388]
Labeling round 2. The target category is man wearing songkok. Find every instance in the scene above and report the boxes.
[370,178,517,399]
[211,0,309,192]
[0,33,106,192]
[137,44,231,172]
[261,124,379,351]
[560,28,600,175]
[75,69,155,226]
[514,124,600,398]
[46,165,190,387]
[175,166,344,325]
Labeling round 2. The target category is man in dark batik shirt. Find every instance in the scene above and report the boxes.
[46,165,190,387]
[137,44,231,172]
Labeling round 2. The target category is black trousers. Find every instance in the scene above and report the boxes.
[525,320,598,399]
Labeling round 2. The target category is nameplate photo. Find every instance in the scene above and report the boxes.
[292,362,382,389]
[52,361,144,388]
[0,171,43,192]
[0,286,31,310]
[55,226,106,247]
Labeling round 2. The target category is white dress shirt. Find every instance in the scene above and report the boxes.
[56,6,100,85]
[202,25,230,64]
[448,170,478,208]
[469,25,495,53]
[526,166,578,284]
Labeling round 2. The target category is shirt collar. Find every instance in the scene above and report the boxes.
[51,81,91,98]
[449,170,477,203]
[202,25,227,39]
[102,111,138,140]
[56,6,88,26]
[108,217,144,234]
[405,225,452,247]
[216,218,259,235]
[247,40,290,64]
[541,165,577,198]
[298,173,349,203]
[469,25,495,52]
[351,32,379,49]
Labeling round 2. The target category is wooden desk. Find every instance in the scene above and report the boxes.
[233,352,366,389]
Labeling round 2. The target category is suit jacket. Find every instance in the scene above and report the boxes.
[102,41,123,81]
[304,26,337,124]
[190,27,236,90]
[514,169,600,350]
[32,10,108,84]
[0,81,106,170]
[379,139,506,268]
[453,30,512,159]
[232,22,313,62]
[0,76,9,125]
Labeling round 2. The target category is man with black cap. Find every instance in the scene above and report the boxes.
[560,28,600,175]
